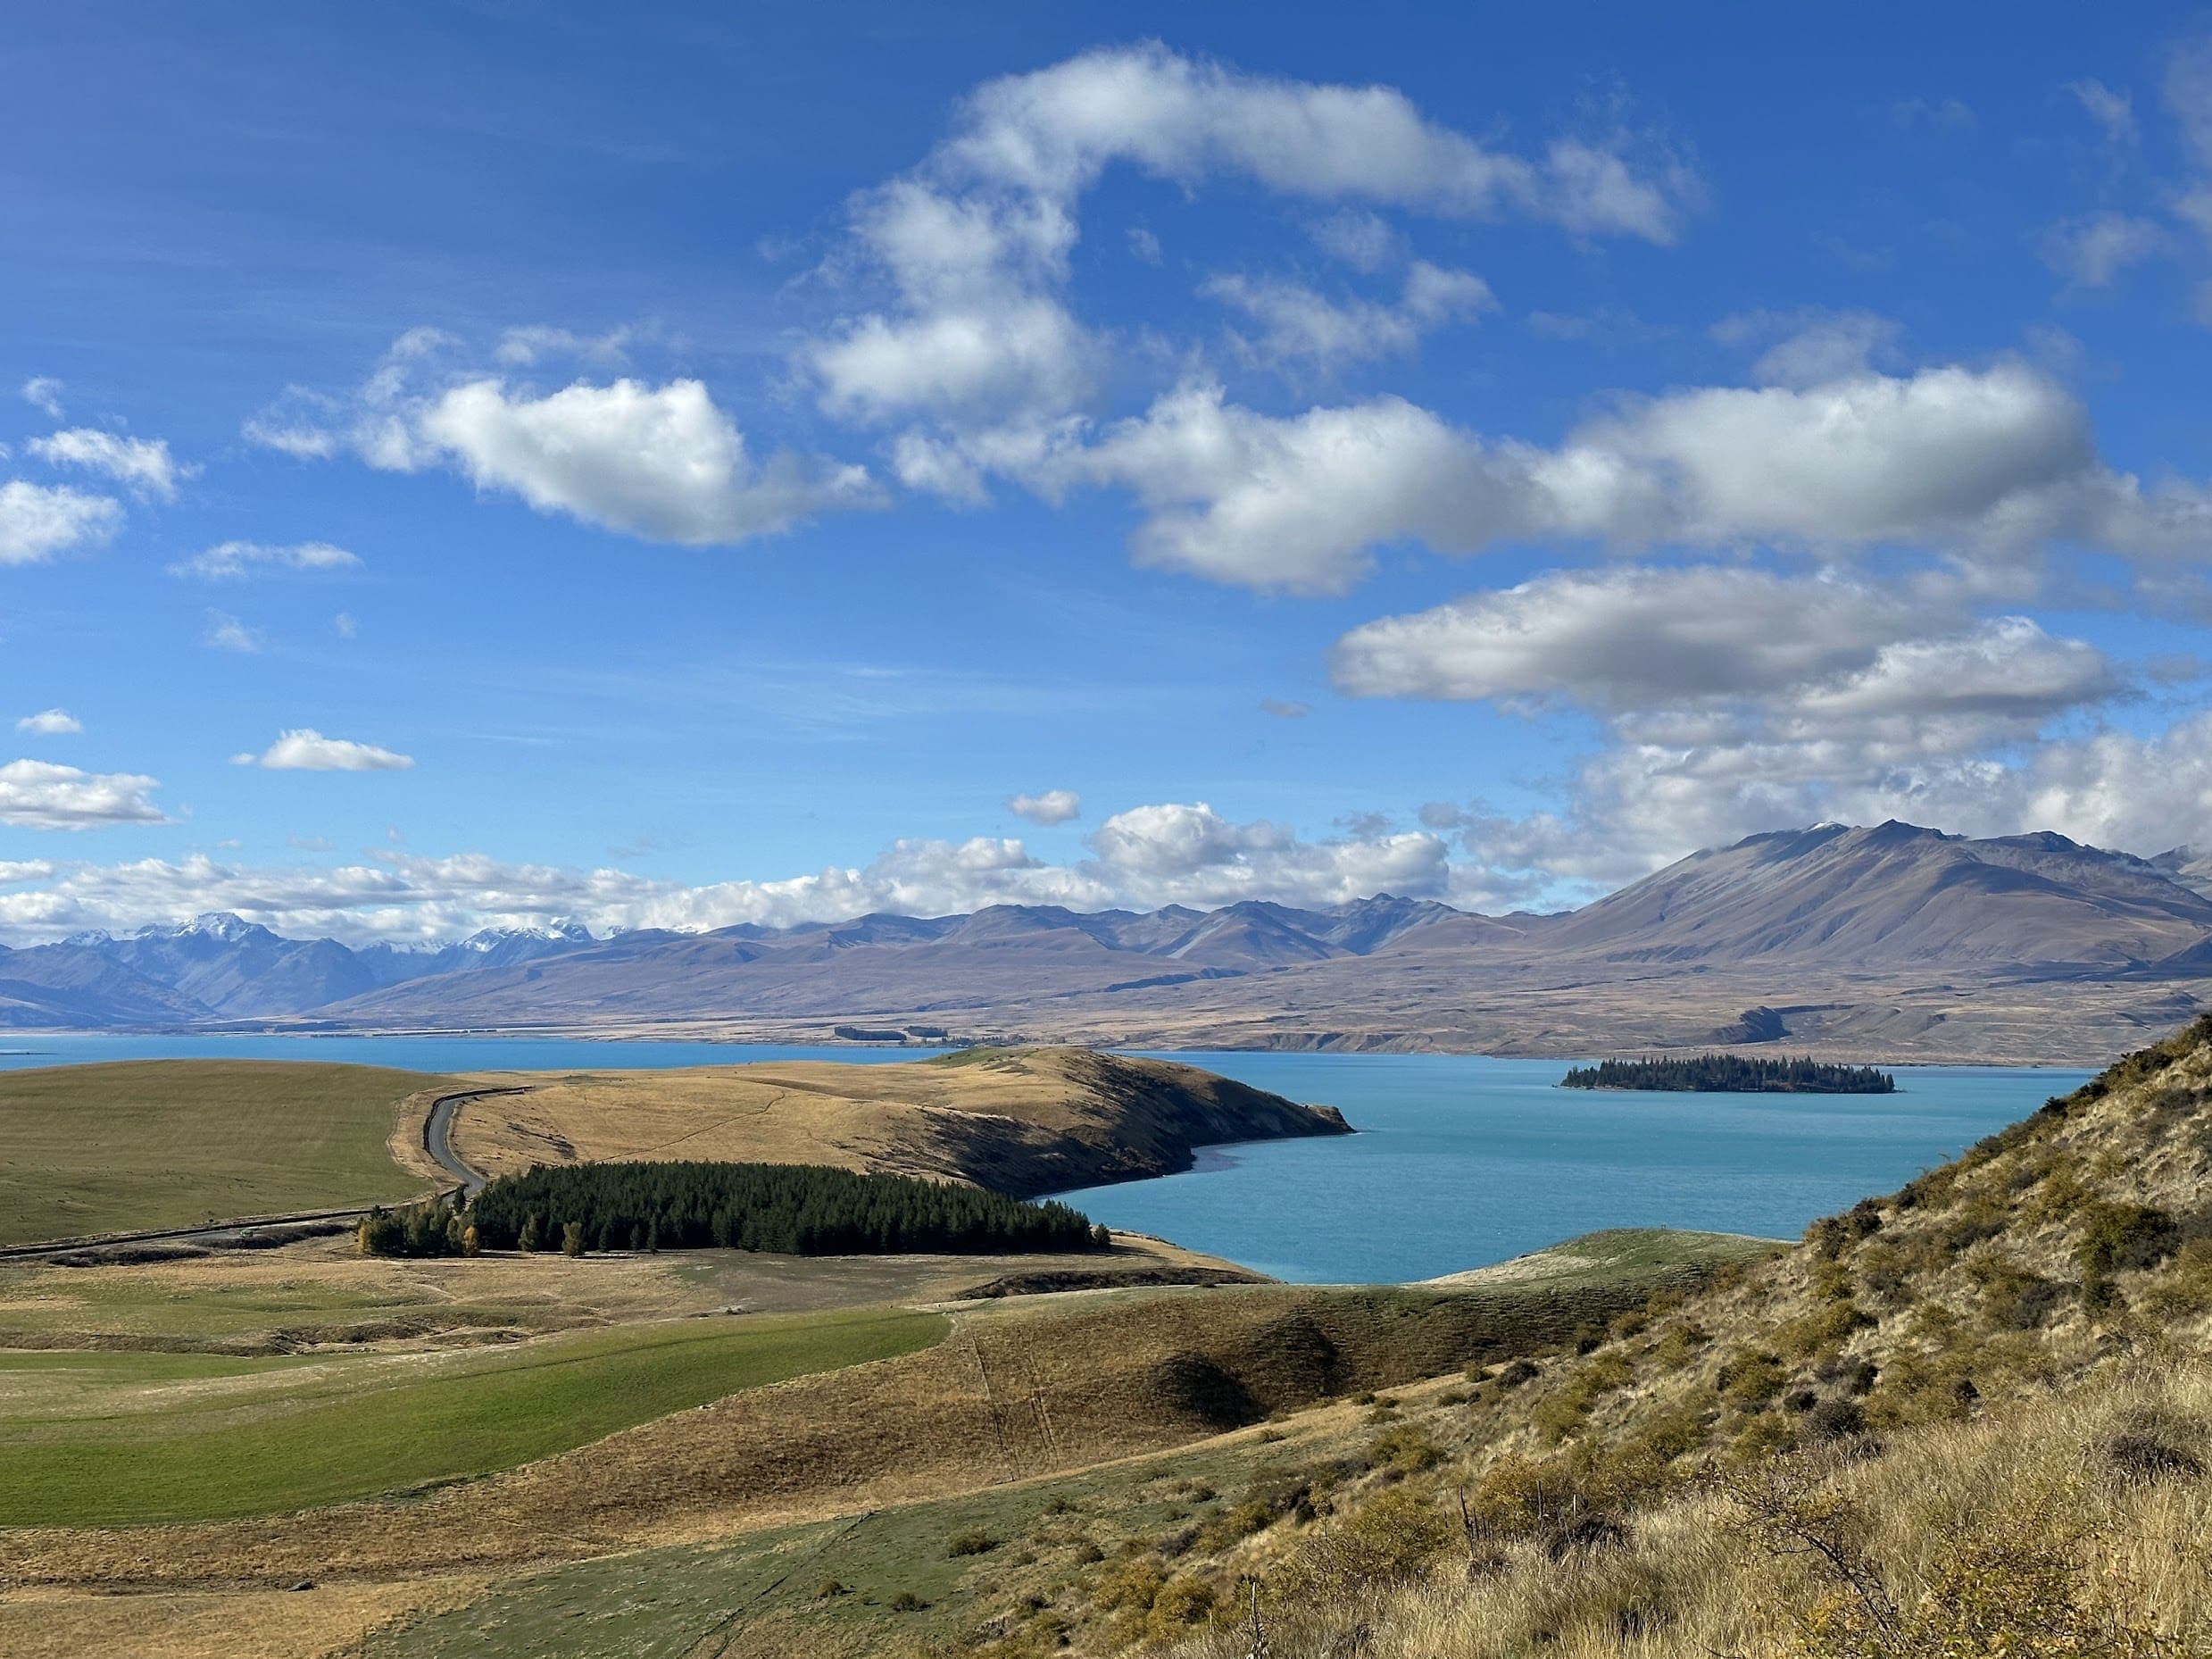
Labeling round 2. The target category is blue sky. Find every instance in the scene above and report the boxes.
[4,2,2211,942]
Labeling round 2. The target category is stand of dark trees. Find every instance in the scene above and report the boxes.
[1559,1054,1898,1094]
[361,1158,1111,1257]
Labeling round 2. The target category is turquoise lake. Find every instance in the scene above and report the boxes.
[0,1035,2088,1283]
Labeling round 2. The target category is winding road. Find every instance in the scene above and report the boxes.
[0,1086,520,1262]
[422,1087,519,1199]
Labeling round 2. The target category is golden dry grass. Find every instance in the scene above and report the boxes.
[0,1578,479,1659]
[1161,1361,2212,1659]
[444,1046,1339,1196]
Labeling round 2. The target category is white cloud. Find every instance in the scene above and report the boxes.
[934,45,1695,238]
[1007,788,1081,825]
[417,375,873,543]
[27,429,194,502]
[1030,380,1485,592]
[802,45,1691,435]
[2042,213,2167,288]
[20,378,63,419]
[1126,225,1162,264]
[1304,210,1404,271]
[1089,801,1450,909]
[1203,260,1493,371]
[203,612,264,654]
[170,539,362,579]
[0,760,166,830]
[492,324,634,367]
[811,297,1095,426]
[334,612,358,638]
[1332,568,1925,705]
[15,709,82,737]
[952,357,2212,594]
[236,729,414,771]
[1260,697,1310,718]
[1710,307,1902,387]
[248,332,876,546]
[2071,79,2138,146]
[0,480,123,565]
[0,801,1465,942]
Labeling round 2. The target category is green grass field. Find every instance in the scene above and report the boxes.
[0,1305,948,1526]
[0,1060,449,1244]
[371,1424,1282,1659]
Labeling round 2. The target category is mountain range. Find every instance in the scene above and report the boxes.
[6,822,2211,1063]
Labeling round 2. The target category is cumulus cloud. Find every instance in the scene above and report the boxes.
[27,429,194,502]
[1089,801,1450,909]
[0,480,123,565]
[1007,788,1081,825]
[1334,568,1926,705]
[0,760,166,830]
[203,612,264,653]
[234,729,414,771]
[170,540,362,579]
[1203,260,1494,371]
[248,333,875,546]
[1339,559,2139,892]
[15,709,82,736]
[804,44,1691,437]
[20,378,63,419]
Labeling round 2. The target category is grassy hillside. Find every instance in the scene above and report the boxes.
[0,1305,945,1525]
[450,1046,1349,1196]
[0,1061,449,1244]
[863,1014,2212,1658]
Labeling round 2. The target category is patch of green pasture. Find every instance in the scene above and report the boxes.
[0,1060,452,1244]
[371,1427,1288,1658]
[1531,1227,1786,1283]
[0,1348,314,1383]
[0,1305,948,1527]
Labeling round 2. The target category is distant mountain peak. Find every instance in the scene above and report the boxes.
[460,920,595,951]
[137,911,269,944]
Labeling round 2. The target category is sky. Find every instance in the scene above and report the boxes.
[4,2,2212,944]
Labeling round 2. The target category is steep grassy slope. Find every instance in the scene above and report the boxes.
[451,1046,1350,1197]
[916,1015,2212,1658]
[0,1061,449,1244]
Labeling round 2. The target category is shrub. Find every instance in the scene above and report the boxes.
[888,1589,927,1613]
[1368,1422,1443,1475]
[1717,1349,1789,1407]
[1273,1487,1453,1599]
[2079,1203,2180,1307]
[812,1579,847,1599]
[561,1220,586,1258]
[945,1528,998,1557]
[1496,1357,1541,1388]
[1147,1575,1216,1634]
[1806,1396,1866,1440]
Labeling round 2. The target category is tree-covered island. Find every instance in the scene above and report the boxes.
[1559,1054,1899,1093]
